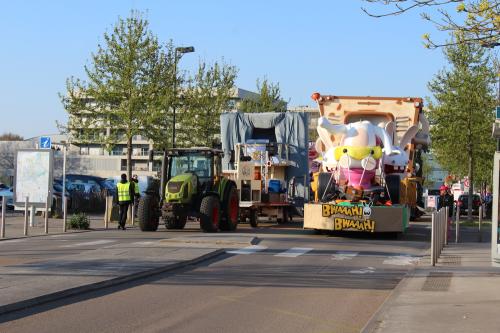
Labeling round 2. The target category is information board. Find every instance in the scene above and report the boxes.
[14,149,53,206]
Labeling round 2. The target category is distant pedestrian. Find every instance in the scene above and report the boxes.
[132,174,140,216]
[115,173,134,230]
[438,185,454,218]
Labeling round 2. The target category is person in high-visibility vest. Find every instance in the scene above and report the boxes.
[116,173,134,230]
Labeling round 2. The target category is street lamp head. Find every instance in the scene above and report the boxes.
[175,46,195,54]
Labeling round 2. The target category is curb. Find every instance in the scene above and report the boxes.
[0,248,225,316]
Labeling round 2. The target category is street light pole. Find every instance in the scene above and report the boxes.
[160,46,194,201]
[172,46,195,148]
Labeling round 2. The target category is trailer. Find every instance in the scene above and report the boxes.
[220,112,309,226]
[305,93,430,233]
[223,142,295,226]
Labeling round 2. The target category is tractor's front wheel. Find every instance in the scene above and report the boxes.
[138,194,159,231]
[199,195,221,233]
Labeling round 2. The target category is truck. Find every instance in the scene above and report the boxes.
[305,93,430,233]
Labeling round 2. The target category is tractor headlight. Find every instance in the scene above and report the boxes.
[167,181,183,194]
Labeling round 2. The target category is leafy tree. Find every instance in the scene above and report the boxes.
[177,61,237,147]
[239,78,288,113]
[61,11,166,179]
[362,0,500,48]
[0,133,24,141]
[427,33,497,220]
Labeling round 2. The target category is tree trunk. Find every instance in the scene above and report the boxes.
[467,153,473,222]
[127,136,133,180]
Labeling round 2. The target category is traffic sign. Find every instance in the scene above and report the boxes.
[39,136,51,149]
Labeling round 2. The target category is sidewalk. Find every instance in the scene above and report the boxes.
[0,212,122,239]
[365,227,500,333]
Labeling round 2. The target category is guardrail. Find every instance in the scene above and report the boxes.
[431,206,448,266]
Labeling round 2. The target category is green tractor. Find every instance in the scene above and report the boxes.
[138,148,239,232]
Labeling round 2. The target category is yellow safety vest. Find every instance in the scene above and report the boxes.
[117,182,131,202]
[134,181,140,195]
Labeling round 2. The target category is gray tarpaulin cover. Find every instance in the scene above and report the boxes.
[220,111,309,202]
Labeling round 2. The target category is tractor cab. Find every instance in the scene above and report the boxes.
[166,148,223,197]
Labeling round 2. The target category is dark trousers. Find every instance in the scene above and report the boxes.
[119,202,130,227]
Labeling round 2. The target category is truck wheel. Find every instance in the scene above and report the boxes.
[220,185,239,231]
[138,195,159,231]
[249,209,258,228]
[200,195,221,233]
[165,215,187,229]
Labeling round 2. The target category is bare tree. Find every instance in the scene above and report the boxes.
[362,0,500,48]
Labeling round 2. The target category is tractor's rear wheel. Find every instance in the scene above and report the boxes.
[220,185,239,231]
[138,194,159,231]
[200,195,221,233]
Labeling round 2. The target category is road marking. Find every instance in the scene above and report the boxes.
[0,239,27,244]
[61,240,116,248]
[132,241,155,245]
[350,267,376,274]
[383,255,419,266]
[227,245,268,255]
[331,251,358,261]
[50,234,79,238]
[275,247,313,258]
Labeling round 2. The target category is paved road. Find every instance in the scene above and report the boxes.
[0,222,429,333]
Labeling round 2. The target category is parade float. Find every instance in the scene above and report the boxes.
[305,93,430,233]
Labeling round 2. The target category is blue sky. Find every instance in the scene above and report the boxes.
[1,0,454,138]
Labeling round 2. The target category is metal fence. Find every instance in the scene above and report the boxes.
[431,206,448,266]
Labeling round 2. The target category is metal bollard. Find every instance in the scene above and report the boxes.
[479,206,483,231]
[1,198,6,238]
[104,196,109,229]
[29,205,35,227]
[24,197,29,236]
[438,209,442,257]
[455,206,460,243]
[63,196,67,232]
[431,211,436,266]
[44,194,49,234]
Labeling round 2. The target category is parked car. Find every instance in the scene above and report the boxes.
[52,181,72,212]
[0,187,14,210]
[457,194,481,216]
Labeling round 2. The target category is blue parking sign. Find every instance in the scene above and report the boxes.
[40,136,51,149]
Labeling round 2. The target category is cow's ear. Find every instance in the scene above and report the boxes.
[315,138,325,153]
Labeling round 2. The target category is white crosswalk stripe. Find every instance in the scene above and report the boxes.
[61,240,116,248]
[227,245,268,255]
[332,251,358,261]
[132,241,155,246]
[382,255,419,266]
[275,247,313,258]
